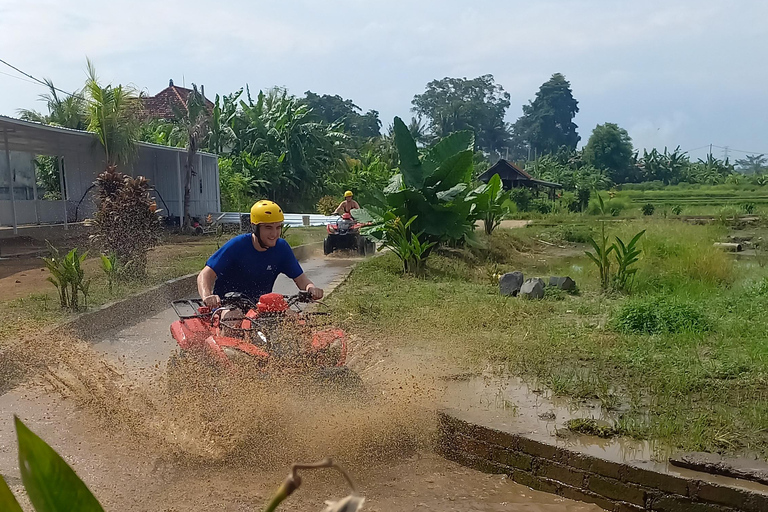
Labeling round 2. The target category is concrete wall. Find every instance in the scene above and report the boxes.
[0,143,219,226]
[439,412,768,512]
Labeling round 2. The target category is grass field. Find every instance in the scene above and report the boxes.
[329,219,768,458]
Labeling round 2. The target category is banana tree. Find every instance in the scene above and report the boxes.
[467,173,509,235]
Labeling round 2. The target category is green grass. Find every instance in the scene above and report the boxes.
[328,220,768,458]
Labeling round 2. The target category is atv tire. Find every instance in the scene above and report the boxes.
[324,236,333,255]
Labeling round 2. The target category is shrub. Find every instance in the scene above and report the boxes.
[672,204,683,215]
[558,224,594,243]
[641,203,655,216]
[42,244,90,311]
[316,195,338,215]
[611,296,709,334]
[531,198,552,214]
[509,187,533,212]
[742,202,757,215]
[88,166,162,278]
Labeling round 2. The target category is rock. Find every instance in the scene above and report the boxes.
[538,411,556,421]
[549,276,576,291]
[499,271,524,297]
[520,278,545,299]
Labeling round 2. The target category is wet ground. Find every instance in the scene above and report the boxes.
[0,254,600,511]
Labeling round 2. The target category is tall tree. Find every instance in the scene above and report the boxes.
[302,91,381,139]
[582,123,635,183]
[171,84,210,230]
[511,73,580,157]
[17,79,87,130]
[735,154,768,175]
[84,58,140,167]
[411,74,511,153]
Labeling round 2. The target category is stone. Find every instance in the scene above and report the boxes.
[520,278,545,300]
[499,271,524,297]
[549,276,576,291]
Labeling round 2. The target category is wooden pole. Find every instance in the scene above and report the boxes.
[3,129,17,234]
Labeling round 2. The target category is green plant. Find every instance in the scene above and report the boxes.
[41,244,90,311]
[359,117,479,255]
[672,204,683,215]
[100,252,119,294]
[530,198,552,214]
[0,417,105,511]
[611,296,709,334]
[509,187,533,212]
[376,215,436,276]
[641,203,655,216]
[317,195,339,215]
[88,167,162,278]
[585,194,614,289]
[742,202,756,215]
[468,173,510,235]
[612,230,645,292]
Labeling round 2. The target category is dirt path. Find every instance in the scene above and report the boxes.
[0,253,598,511]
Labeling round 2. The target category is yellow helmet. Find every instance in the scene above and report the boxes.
[250,200,284,224]
[344,190,353,198]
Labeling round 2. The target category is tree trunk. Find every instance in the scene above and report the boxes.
[183,135,198,232]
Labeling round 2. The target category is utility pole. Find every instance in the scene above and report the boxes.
[723,146,730,161]
[709,143,713,157]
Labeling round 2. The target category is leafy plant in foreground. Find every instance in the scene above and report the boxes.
[0,416,105,511]
[375,215,436,276]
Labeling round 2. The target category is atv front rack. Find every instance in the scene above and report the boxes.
[172,298,207,319]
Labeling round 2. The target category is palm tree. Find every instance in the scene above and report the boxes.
[84,58,140,167]
[17,79,87,130]
[171,84,210,230]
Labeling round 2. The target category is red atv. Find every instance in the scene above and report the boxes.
[168,291,362,390]
[324,213,375,256]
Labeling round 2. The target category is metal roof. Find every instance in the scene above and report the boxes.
[0,115,216,157]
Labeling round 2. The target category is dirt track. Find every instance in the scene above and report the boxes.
[0,253,597,511]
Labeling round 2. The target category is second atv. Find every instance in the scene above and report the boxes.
[324,213,375,256]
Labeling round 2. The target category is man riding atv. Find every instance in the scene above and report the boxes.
[333,190,360,218]
[197,200,324,307]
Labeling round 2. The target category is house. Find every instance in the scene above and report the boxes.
[477,159,562,200]
[141,79,214,121]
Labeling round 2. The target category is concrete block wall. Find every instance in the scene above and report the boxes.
[439,412,768,512]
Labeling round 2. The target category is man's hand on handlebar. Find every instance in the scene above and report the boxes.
[306,284,324,300]
[202,294,221,308]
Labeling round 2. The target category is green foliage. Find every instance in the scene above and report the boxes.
[303,91,381,139]
[735,154,767,175]
[316,195,339,215]
[99,252,119,295]
[0,417,105,512]
[411,74,511,153]
[742,202,756,214]
[612,296,709,334]
[641,203,655,216]
[585,227,614,290]
[342,151,394,205]
[84,58,139,167]
[510,73,580,156]
[41,244,90,311]
[361,117,478,249]
[582,123,635,184]
[530,198,552,214]
[467,173,510,234]
[509,187,533,212]
[17,78,87,130]
[586,196,630,215]
[33,156,61,199]
[88,167,162,278]
[376,215,435,276]
[637,147,689,185]
[218,153,271,212]
[672,204,683,215]
[612,230,645,292]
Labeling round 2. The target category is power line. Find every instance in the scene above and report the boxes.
[0,58,85,101]
[0,69,41,86]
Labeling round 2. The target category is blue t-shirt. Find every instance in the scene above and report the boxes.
[206,235,304,300]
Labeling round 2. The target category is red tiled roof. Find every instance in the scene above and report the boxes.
[141,81,214,121]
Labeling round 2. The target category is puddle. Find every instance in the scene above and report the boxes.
[441,373,768,495]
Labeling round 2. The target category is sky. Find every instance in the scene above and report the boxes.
[1,0,767,162]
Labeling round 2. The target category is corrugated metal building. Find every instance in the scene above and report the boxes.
[0,115,220,233]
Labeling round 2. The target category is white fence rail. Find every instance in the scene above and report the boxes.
[212,212,337,228]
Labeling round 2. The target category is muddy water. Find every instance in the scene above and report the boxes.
[0,256,600,511]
